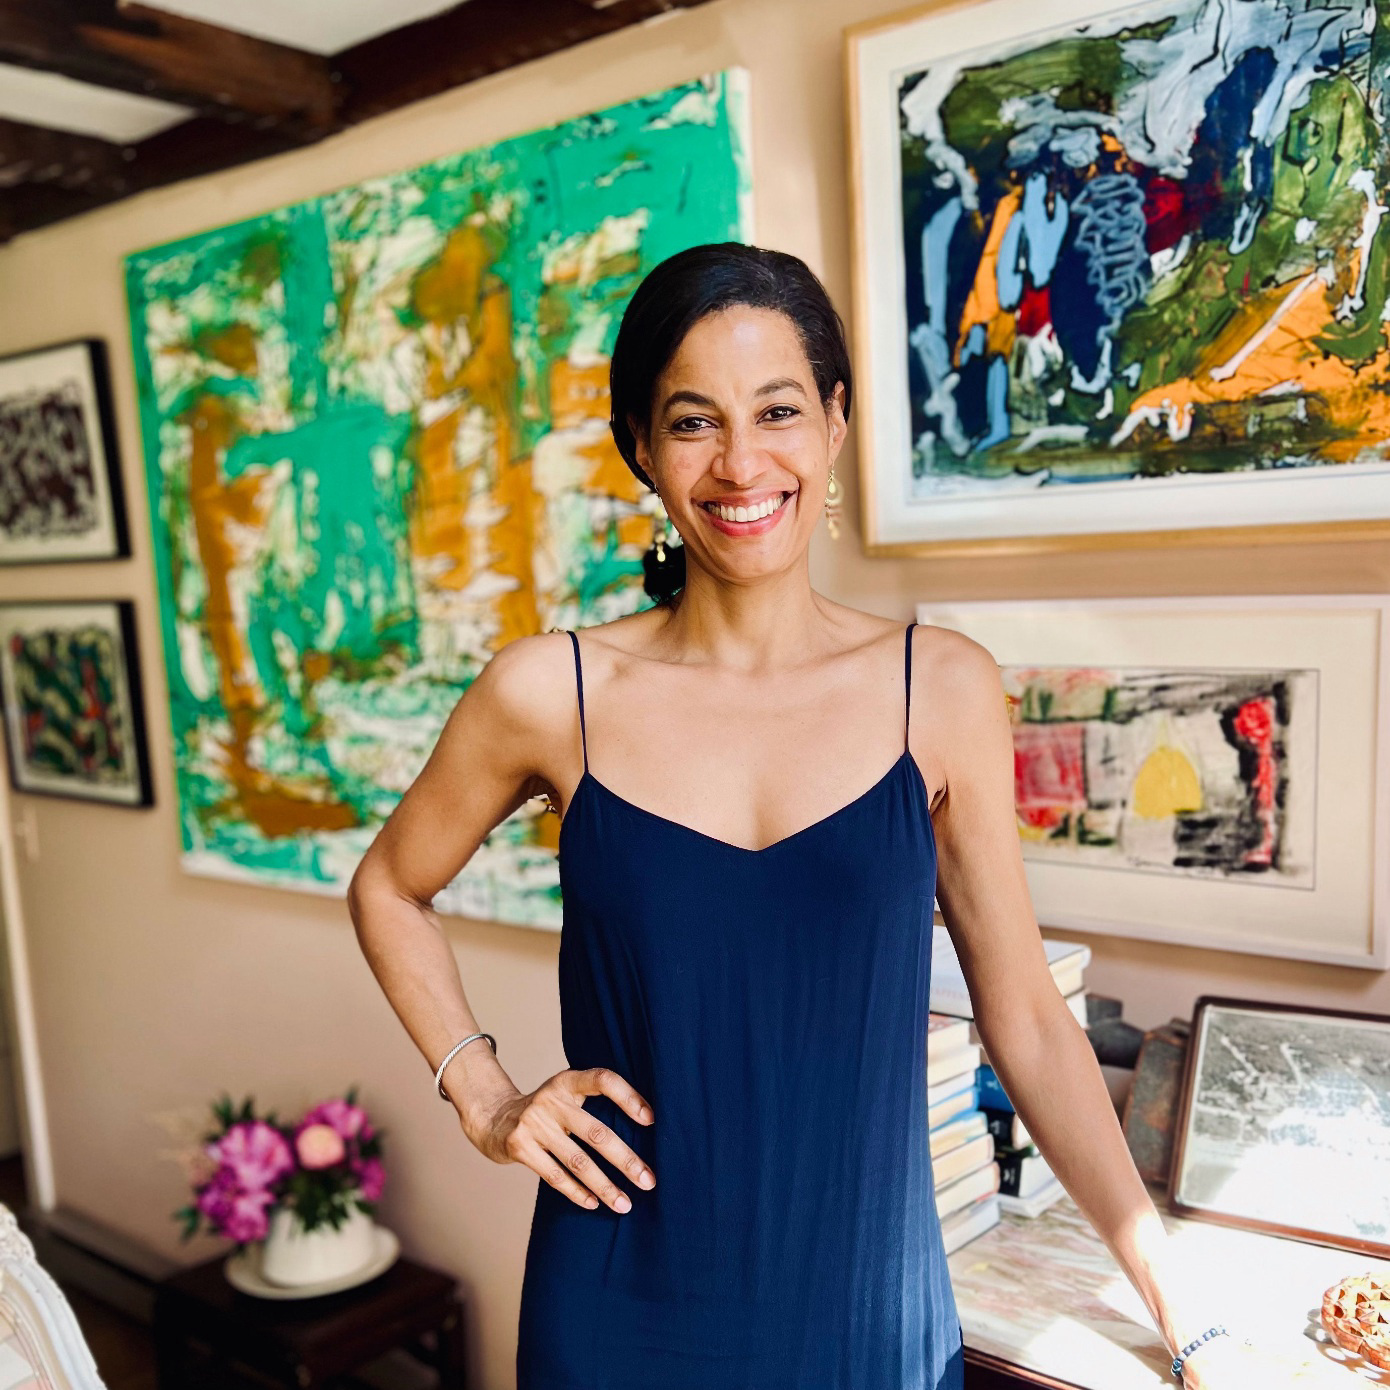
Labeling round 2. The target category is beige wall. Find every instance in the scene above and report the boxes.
[1,0,1388,1385]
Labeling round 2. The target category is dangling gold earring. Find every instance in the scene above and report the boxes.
[823,467,843,540]
[653,508,668,566]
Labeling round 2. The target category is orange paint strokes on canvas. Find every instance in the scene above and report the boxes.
[412,222,488,329]
[551,357,643,504]
[193,322,258,373]
[185,394,266,717]
[408,224,538,647]
[411,404,475,591]
[185,394,357,838]
[955,187,1021,365]
[1122,252,1390,458]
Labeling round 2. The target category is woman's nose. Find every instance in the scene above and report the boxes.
[710,424,768,484]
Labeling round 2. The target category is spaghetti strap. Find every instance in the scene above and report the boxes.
[904,620,917,750]
[567,629,588,772]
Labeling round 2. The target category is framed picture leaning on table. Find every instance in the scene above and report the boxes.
[1171,997,1390,1259]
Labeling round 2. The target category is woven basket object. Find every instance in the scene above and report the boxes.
[1321,1274,1390,1371]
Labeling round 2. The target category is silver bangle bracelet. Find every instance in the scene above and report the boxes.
[434,1031,497,1100]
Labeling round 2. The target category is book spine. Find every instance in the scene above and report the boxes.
[927,1041,980,1087]
[980,1106,1022,1147]
[976,1065,1014,1113]
[927,1085,978,1130]
[928,982,974,1019]
[995,1144,1043,1197]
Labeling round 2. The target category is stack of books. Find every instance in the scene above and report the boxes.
[927,1012,1001,1253]
[978,1062,1066,1217]
[930,925,1087,1221]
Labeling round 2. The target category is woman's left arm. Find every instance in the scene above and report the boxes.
[921,630,1258,1387]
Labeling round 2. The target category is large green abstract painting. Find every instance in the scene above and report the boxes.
[124,71,752,928]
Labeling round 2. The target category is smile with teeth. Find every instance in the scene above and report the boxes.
[701,492,791,523]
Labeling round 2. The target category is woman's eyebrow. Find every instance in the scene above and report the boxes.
[659,377,809,413]
[754,376,808,398]
[661,389,717,411]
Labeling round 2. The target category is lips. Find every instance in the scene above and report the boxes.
[695,489,795,538]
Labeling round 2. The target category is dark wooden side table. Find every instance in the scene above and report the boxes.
[153,1250,466,1389]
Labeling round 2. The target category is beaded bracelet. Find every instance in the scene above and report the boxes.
[1171,1324,1228,1379]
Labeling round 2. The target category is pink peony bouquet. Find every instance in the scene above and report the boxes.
[175,1088,387,1246]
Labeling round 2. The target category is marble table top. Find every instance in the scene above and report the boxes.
[947,1184,1390,1387]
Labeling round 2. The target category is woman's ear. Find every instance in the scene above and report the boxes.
[825,381,848,462]
[629,413,654,481]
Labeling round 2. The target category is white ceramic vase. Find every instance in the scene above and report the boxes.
[259,1191,375,1287]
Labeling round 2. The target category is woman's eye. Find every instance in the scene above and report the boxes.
[671,415,711,433]
[764,404,800,421]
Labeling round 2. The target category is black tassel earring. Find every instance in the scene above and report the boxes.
[641,495,685,603]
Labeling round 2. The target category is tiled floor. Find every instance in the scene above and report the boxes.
[0,1152,158,1390]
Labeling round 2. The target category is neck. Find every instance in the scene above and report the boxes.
[657,552,833,671]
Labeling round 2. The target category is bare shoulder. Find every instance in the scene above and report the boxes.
[911,621,1004,706]
[460,629,579,742]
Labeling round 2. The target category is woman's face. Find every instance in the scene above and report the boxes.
[631,305,847,587]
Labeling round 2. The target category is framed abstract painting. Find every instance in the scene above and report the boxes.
[124,71,752,928]
[849,0,1390,554]
[0,600,154,807]
[915,595,1390,967]
[0,340,130,564]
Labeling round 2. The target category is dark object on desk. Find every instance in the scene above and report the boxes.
[154,1249,466,1388]
[1085,993,1123,1027]
[1121,1022,1190,1187]
[1087,1017,1145,1069]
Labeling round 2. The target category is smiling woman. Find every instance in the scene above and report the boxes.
[348,242,1246,1390]
[607,242,854,600]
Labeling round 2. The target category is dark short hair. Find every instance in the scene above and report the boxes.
[609,243,853,490]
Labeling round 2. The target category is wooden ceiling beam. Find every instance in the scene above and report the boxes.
[0,0,720,243]
[128,114,316,189]
[0,116,318,242]
[334,0,715,125]
[0,0,340,135]
[0,181,114,241]
[0,115,132,195]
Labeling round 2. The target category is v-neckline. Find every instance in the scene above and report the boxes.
[560,749,930,857]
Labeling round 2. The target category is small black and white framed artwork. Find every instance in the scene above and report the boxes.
[0,339,130,564]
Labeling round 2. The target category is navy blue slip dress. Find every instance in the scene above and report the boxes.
[517,621,965,1390]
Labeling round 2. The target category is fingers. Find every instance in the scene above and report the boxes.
[509,1132,605,1211]
[578,1065,654,1126]
[548,1129,637,1213]
[560,1097,656,1197]
[509,1066,656,1212]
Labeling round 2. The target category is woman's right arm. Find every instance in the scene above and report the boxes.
[346,631,656,1214]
